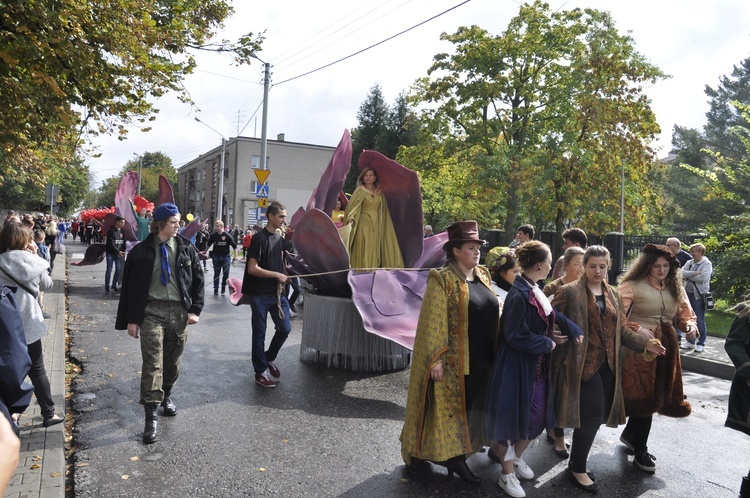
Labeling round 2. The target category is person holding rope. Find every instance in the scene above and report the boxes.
[241,202,291,388]
[344,167,403,270]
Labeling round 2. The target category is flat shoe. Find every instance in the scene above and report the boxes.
[43,414,64,427]
[568,468,599,494]
[554,445,570,458]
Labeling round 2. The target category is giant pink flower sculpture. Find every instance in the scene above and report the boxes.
[241,130,448,349]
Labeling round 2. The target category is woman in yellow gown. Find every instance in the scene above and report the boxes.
[344,167,403,269]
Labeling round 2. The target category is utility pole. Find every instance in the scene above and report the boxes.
[194,117,226,224]
[260,62,271,170]
[133,153,143,196]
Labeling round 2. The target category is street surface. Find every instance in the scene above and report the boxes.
[66,243,747,497]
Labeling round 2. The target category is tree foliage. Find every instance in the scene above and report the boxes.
[91,151,177,208]
[0,0,263,189]
[345,85,420,193]
[407,1,665,234]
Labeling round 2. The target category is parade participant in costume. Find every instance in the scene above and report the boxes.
[0,222,62,428]
[543,246,585,298]
[486,246,519,303]
[486,241,583,498]
[116,203,204,444]
[617,244,697,472]
[401,221,498,484]
[344,167,403,269]
[542,245,585,458]
[725,298,750,498]
[330,198,346,225]
[552,246,665,494]
[129,198,152,242]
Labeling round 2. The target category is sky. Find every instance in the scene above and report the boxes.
[86,0,750,187]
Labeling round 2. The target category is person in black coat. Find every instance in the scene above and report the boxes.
[115,203,204,444]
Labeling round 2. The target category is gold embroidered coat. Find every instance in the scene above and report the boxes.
[400,263,497,464]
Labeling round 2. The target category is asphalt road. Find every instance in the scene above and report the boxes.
[66,244,748,497]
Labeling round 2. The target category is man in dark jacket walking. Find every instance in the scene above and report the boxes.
[115,203,204,444]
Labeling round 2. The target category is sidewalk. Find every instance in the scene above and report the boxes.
[5,245,67,498]
[3,240,739,497]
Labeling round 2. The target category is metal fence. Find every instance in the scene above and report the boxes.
[479,229,704,282]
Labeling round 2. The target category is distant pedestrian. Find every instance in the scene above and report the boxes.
[104,216,125,294]
[551,228,587,280]
[241,202,290,388]
[116,203,204,444]
[680,243,713,353]
[203,220,236,295]
[725,298,750,498]
[666,237,691,266]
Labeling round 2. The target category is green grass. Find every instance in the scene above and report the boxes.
[705,298,736,338]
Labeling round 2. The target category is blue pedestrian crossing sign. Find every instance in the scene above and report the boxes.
[255,183,269,197]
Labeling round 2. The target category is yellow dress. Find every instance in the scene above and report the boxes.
[344,187,403,269]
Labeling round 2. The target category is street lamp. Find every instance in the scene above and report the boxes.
[194,117,226,224]
[133,152,142,196]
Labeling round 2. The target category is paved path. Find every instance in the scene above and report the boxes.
[5,240,744,497]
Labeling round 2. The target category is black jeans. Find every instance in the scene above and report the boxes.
[622,414,653,453]
[569,364,615,473]
[27,339,55,419]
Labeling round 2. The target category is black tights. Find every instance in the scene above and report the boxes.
[27,339,55,419]
[569,364,615,473]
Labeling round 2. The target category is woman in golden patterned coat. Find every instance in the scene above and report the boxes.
[617,244,697,473]
[400,221,499,484]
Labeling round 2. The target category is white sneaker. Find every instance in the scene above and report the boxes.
[513,457,534,480]
[680,341,695,351]
[695,344,705,352]
[498,472,526,497]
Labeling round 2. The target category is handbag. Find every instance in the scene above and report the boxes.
[0,286,34,433]
[703,291,715,310]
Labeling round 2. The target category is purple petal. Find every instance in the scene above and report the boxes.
[228,277,253,306]
[414,232,448,268]
[115,172,138,239]
[70,244,107,266]
[358,151,424,267]
[349,269,429,350]
[181,218,202,240]
[314,130,352,214]
[290,209,350,296]
[290,207,306,229]
[158,175,175,206]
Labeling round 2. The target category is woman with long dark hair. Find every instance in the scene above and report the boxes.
[617,244,697,472]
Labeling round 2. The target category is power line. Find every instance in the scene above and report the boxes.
[274,0,472,86]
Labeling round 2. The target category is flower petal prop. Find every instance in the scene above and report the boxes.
[71,243,107,266]
[115,171,139,240]
[158,175,175,206]
[313,129,353,215]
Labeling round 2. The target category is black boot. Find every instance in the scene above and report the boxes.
[161,389,176,417]
[143,403,158,444]
[444,456,480,484]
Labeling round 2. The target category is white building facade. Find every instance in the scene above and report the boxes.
[177,134,336,228]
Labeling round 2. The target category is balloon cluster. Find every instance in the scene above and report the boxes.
[133,195,154,214]
[80,207,115,222]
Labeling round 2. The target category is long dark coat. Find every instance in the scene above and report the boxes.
[486,275,583,442]
[725,313,750,437]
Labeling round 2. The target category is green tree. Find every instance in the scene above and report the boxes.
[409,1,665,233]
[92,151,177,208]
[0,0,263,184]
[345,86,420,194]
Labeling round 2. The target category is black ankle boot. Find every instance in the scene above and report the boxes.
[444,456,480,484]
[161,389,176,417]
[143,403,158,444]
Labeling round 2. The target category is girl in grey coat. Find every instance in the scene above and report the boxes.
[0,222,62,427]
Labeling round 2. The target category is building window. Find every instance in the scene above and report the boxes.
[251,155,270,169]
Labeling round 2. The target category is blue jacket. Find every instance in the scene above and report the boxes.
[487,275,583,441]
